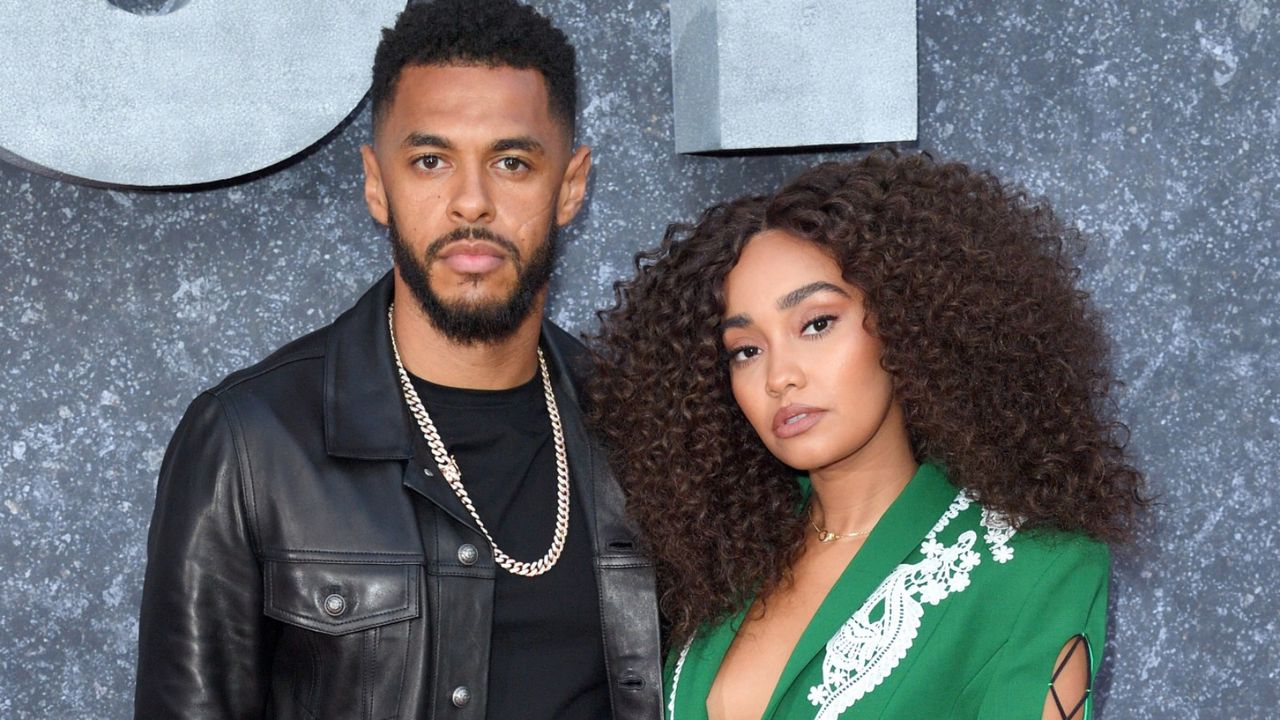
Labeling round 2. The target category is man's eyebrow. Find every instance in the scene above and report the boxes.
[402,132,452,149]
[720,314,751,331]
[777,281,850,311]
[491,136,545,154]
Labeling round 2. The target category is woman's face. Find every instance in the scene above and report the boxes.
[721,229,905,474]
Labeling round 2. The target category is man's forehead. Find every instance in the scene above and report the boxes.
[398,62,549,90]
[382,64,558,133]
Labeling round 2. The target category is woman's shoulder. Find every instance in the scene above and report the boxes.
[921,467,1109,566]
[1003,523,1111,573]
[934,500,1112,635]
[959,498,1112,595]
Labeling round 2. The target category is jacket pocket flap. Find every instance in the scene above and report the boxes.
[264,561,420,636]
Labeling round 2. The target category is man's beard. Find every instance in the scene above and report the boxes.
[388,209,558,345]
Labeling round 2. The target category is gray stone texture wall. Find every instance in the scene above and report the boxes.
[1,1,1276,717]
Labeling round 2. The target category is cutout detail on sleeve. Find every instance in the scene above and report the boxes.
[1047,634,1091,720]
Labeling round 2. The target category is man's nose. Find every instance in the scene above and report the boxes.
[447,165,495,225]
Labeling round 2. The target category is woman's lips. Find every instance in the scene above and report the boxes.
[772,404,825,439]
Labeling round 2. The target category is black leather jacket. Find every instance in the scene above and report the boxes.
[134,273,662,719]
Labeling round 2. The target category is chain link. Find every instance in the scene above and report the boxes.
[388,304,570,577]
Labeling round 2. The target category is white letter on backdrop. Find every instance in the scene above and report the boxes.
[0,1,405,187]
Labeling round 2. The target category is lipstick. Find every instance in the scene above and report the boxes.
[772,404,825,439]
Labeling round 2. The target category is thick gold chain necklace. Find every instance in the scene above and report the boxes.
[388,304,570,577]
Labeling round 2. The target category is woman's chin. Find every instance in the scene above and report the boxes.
[765,443,841,475]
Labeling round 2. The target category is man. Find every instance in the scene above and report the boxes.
[133,1,662,718]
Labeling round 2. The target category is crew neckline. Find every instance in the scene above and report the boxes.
[408,370,544,409]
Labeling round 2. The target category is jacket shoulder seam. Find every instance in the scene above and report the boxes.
[209,347,324,396]
[202,390,264,558]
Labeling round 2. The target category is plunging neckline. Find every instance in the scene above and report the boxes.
[707,534,865,720]
[673,464,956,720]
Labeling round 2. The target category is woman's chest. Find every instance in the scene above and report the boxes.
[709,541,866,720]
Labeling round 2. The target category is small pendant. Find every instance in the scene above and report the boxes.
[818,530,837,543]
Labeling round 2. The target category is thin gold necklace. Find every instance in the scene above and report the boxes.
[807,478,903,543]
[810,506,872,543]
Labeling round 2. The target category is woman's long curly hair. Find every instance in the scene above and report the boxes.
[587,151,1147,645]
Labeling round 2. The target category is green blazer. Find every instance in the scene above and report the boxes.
[664,463,1110,719]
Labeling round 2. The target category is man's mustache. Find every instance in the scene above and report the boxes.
[425,226,521,262]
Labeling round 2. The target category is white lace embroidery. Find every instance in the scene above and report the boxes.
[981,506,1016,564]
[807,492,1017,719]
[664,493,1018,720]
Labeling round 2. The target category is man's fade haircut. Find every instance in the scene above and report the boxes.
[370,0,578,138]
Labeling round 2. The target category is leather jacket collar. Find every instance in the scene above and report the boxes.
[324,272,413,459]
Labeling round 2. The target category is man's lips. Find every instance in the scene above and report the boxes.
[437,241,507,275]
[772,404,825,439]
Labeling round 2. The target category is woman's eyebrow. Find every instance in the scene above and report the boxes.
[720,314,750,331]
[777,281,850,310]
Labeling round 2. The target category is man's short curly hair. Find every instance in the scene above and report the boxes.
[588,151,1148,644]
[370,0,577,137]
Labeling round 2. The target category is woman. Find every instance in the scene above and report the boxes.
[589,152,1146,719]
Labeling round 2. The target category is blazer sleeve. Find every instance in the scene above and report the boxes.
[133,391,274,719]
[976,538,1111,719]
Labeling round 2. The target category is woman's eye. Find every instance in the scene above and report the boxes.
[728,346,761,364]
[801,315,836,336]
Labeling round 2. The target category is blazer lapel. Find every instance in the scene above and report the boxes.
[669,606,745,720]
[762,464,956,719]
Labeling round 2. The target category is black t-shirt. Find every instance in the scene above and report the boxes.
[409,371,610,720]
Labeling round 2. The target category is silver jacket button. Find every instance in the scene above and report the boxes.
[451,685,471,708]
[457,543,479,566]
[322,593,347,617]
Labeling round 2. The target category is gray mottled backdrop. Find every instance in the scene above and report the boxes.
[1,1,1276,718]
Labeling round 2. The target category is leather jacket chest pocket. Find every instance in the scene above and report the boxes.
[264,560,421,720]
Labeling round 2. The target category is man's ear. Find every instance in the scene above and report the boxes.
[361,144,389,226]
[555,144,592,227]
